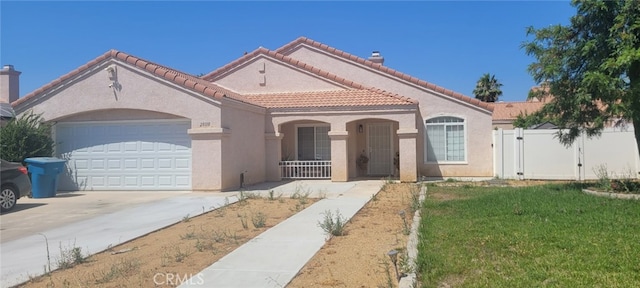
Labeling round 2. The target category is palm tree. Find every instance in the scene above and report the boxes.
[473,73,503,102]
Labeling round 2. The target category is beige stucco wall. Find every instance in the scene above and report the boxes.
[213,56,345,94]
[14,60,235,191]
[285,46,493,177]
[219,101,266,189]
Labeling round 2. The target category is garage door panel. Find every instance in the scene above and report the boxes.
[108,159,121,169]
[124,177,138,187]
[56,120,191,191]
[107,176,121,187]
[124,159,138,169]
[176,158,189,169]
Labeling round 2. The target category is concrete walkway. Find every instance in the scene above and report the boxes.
[0,180,381,288]
[179,180,381,288]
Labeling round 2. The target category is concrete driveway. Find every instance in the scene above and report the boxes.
[0,191,192,243]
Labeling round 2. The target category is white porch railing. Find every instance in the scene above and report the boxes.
[280,160,332,179]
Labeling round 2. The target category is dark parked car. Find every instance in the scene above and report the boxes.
[1,159,32,212]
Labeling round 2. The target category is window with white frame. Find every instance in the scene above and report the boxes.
[425,117,465,162]
[297,126,331,160]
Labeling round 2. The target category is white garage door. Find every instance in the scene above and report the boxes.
[55,120,191,191]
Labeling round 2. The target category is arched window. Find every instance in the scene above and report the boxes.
[425,116,466,162]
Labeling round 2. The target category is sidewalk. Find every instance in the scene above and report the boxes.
[179,180,381,288]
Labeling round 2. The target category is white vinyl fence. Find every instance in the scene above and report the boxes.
[493,128,639,180]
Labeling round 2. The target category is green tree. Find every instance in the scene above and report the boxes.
[0,111,54,163]
[522,0,640,150]
[473,73,503,102]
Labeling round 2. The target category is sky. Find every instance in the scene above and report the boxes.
[1,1,576,102]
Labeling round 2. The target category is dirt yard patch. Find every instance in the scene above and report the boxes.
[287,183,419,288]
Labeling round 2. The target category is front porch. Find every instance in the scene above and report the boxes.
[268,115,418,182]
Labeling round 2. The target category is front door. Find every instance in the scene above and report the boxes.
[367,123,393,175]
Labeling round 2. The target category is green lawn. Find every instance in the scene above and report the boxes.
[416,184,640,288]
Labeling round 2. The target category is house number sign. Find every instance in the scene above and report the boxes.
[199,122,211,127]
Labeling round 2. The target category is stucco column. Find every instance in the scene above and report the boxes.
[329,131,349,182]
[265,132,283,182]
[397,129,418,182]
[188,127,230,191]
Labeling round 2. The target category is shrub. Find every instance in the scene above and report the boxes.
[318,209,346,236]
[0,111,54,163]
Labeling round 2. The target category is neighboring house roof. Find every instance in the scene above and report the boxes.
[0,101,15,118]
[12,50,257,108]
[275,37,494,112]
[492,101,545,121]
[245,88,417,109]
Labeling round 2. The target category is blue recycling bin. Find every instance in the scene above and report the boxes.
[24,157,67,198]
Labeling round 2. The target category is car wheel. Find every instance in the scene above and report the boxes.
[1,185,18,212]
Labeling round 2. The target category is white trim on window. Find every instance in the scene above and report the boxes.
[294,124,331,161]
[424,116,468,164]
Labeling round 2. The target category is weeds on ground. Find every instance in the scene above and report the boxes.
[56,241,86,270]
[181,230,197,240]
[213,197,230,217]
[239,213,249,229]
[397,248,414,275]
[182,214,191,223]
[377,257,395,288]
[173,246,190,263]
[409,184,422,213]
[593,164,612,191]
[398,210,410,235]
[94,258,140,284]
[593,164,640,193]
[318,209,346,237]
[291,184,312,201]
[268,190,283,201]
[252,212,267,228]
[238,190,261,204]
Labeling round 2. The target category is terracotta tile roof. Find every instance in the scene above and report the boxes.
[245,89,417,109]
[13,50,256,107]
[275,37,494,112]
[492,101,545,121]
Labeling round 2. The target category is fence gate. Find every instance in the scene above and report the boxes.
[493,128,639,180]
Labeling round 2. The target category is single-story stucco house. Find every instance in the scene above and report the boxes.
[4,37,497,191]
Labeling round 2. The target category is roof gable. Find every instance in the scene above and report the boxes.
[202,47,368,90]
[203,49,352,94]
[275,37,494,112]
[13,50,256,108]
